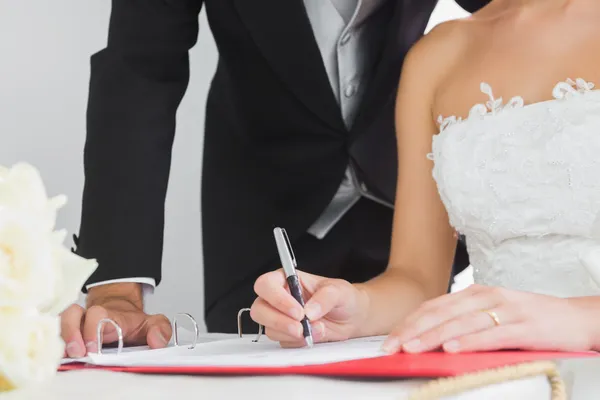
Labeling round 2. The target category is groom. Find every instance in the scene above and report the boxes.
[63,0,490,357]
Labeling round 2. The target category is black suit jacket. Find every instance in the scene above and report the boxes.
[76,0,489,311]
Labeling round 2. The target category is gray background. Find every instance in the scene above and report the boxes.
[0,1,469,331]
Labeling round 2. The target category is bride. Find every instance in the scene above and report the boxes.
[250,0,600,354]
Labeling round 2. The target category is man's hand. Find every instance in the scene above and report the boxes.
[60,283,172,358]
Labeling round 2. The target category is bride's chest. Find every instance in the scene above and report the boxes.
[430,91,600,238]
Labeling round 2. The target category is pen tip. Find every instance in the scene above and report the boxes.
[305,336,314,348]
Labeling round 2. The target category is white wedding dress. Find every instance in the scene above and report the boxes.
[430,78,600,298]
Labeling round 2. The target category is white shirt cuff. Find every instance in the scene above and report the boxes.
[86,277,156,297]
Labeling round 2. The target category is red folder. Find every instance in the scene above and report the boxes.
[59,351,598,378]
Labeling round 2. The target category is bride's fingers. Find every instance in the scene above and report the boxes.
[266,321,326,344]
[421,284,488,308]
[253,271,305,321]
[279,340,309,348]
[390,288,502,348]
[265,328,305,344]
[400,307,511,353]
[250,297,303,339]
[400,284,487,328]
[441,324,526,353]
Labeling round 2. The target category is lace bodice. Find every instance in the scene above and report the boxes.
[430,79,600,297]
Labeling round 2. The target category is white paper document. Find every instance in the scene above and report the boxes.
[65,335,388,368]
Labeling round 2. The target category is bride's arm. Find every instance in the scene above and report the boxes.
[355,24,462,337]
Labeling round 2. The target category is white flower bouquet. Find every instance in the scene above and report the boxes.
[0,163,97,391]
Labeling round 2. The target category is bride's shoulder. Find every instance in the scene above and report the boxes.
[401,19,473,84]
[397,18,485,114]
[410,18,472,62]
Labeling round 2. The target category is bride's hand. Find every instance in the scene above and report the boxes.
[251,269,369,347]
[381,284,595,354]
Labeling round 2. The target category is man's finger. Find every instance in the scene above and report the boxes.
[146,314,173,349]
[81,305,113,353]
[81,305,148,353]
[60,304,86,358]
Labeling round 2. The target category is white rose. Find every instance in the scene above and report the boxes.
[0,162,99,392]
[41,231,98,316]
[0,309,64,392]
[0,163,65,234]
[0,214,58,309]
[0,163,97,313]
[0,204,97,314]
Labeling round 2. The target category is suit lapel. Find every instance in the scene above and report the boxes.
[233,0,345,132]
[351,0,432,136]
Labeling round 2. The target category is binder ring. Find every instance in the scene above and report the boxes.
[96,318,123,355]
[237,308,263,342]
[172,313,199,349]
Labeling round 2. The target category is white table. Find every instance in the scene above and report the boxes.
[0,370,555,400]
[3,341,599,400]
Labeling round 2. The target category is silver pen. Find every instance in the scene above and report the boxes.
[273,227,314,348]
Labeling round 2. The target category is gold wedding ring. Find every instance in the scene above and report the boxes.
[482,309,501,326]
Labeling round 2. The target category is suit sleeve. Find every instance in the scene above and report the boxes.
[454,0,490,13]
[75,0,203,290]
